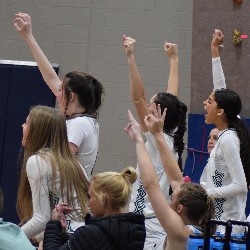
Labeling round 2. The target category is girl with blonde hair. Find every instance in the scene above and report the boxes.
[43,167,146,250]
[17,106,89,243]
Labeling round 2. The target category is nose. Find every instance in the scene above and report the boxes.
[203,99,207,105]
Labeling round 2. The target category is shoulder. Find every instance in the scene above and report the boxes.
[26,152,51,177]
[219,129,239,145]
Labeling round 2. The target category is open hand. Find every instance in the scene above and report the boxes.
[144,103,166,135]
[14,12,33,38]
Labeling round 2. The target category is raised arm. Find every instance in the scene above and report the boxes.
[123,35,150,132]
[211,29,226,90]
[165,42,179,96]
[144,104,184,190]
[14,13,61,95]
[125,110,187,242]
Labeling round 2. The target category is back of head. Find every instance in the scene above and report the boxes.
[155,92,187,170]
[177,183,215,234]
[214,88,241,121]
[92,166,137,213]
[63,71,104,116]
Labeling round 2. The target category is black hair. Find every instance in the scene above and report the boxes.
[214,88,250,186]
[63,71,104,117]
[155,93,187,171]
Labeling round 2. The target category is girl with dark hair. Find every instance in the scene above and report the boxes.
[202,88,250,234]
[14,13,104,179]
[123,35,187,248]
[125,109,214,250]
[17,106,89,244]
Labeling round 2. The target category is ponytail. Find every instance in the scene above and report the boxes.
[229,117,250,186]
[174,101,187,171]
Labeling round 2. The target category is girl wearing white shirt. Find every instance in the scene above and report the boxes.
[17,106,89,243]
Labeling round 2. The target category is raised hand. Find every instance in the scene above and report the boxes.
[164,42,178,60]
[123,35,136,57]
[124,110,144,142]
[144,103,166,135]
[14,12,32,39]
[211,29,224,48]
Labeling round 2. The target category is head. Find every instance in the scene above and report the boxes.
[207,127,219,153]
[57,71,104,117]
[203,89,241,126]
[18,106,89,224]
[88,166,137,217]
[170,183,214,233]
[149,93,186,133]
[22,106,68,154]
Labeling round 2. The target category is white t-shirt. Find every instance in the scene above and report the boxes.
[200,129,247,234]
[129,131,178,249]
[21,151,86,241]
[66,116,99,180]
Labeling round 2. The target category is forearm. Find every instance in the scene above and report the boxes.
[154,132,183,190]
[136,139,159,190]
[21,213,50,240]
[167,57,179,96]
[127,55,146,102]
[24,34,60,95]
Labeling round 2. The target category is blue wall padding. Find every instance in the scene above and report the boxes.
[184,113,250,217]
[0,63,58,224]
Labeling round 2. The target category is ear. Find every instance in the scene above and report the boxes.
[69,92,75,102]
[216,108,224,117]
[177,204,184,214]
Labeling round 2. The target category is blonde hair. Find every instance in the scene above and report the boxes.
[17,106,89,224]
[91,166,137,213]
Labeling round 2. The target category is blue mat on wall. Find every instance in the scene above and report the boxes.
[184,113,250,216]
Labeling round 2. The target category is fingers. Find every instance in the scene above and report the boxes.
[123,36,136,48]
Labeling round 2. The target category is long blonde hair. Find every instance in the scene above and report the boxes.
[17,106,89,224]
[91,166,137,213]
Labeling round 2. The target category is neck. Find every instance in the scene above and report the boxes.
[215,120,228,131]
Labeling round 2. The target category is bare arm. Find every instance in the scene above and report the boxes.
[144,104,184,191]
[123,35,150,132]
[165,42,179,96]
[125,110,188,242]
[14,13,61,95]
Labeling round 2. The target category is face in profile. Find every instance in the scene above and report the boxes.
[203,91,219,125]
[207,128,219,153]
[22,116,30,147]
[87,181,105,217]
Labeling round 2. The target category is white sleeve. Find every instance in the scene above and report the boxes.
[21,155,51,241]
[200,164,207,188]
[206,134,247,198]
[212,57,226,90]
[66,118,87,148]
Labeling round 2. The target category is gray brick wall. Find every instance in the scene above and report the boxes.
[0,1,193,173]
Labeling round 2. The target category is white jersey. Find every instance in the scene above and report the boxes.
[129,131,178,249]
[200,129,247,234]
